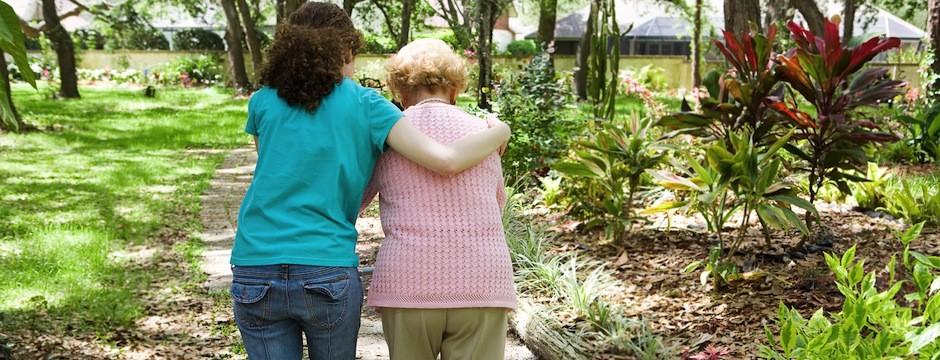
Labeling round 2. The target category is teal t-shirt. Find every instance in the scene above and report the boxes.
[231,79,402,267]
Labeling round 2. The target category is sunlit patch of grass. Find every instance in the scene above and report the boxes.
[1,84,248,333]
[0,226,108,298]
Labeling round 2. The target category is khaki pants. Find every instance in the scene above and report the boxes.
[380,307,509,360]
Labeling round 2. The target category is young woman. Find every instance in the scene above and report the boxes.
[229,4,510,360]
[360,39,517,360]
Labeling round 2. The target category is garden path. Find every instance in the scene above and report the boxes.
[199,147,535,359]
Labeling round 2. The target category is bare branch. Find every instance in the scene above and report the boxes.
[20,19,41,38]
[370,0,400,40]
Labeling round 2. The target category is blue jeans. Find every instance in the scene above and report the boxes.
[231,265,363,360]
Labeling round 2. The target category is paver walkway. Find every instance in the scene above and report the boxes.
[199,147,536,359]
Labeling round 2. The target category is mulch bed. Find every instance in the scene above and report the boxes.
[539,206,939,358]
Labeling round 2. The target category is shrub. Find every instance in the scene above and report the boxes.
[159,54,223,86]
[621,65,666,92]
[133,29,170,50]
[880,179,940,226]
[661,129,817,289]
[416,31,461,51]
[659,24,783,150]
[555,113,672,240]
[25,35,40,50]
[760,223,940,358]
[771,20,903,239]
[103,28,170,50]
[359,33,396,54]
[494,48,575,184]
[172,29,225,51]
[849,162,892,211]
[897,102,940,163]
[506,40,538,56]
[72,29,104,50]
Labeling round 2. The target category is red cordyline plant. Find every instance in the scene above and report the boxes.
[769,20,904,243]
[659,23,783,147]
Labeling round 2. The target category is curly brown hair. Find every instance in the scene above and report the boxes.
[258,2,363,112]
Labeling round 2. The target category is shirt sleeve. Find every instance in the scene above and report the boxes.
[245,93,259,136]
[365,88,403,153]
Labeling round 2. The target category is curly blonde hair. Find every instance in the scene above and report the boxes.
[384,39,468,102]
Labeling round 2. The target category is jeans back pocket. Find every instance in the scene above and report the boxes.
[303,274,350,328]
[231,282,271,329]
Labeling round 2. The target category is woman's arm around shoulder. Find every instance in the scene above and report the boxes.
[385,116,510,176]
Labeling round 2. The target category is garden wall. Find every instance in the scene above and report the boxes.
[26,50,921,90]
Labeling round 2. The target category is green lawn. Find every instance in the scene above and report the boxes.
[0,84,247,332]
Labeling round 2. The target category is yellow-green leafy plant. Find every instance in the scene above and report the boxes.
[760,222,939,359]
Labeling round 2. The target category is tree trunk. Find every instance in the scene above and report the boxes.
[843,0,856,42]
[930,0,940,97]
[343,0,361,15]
[476,0,496,110]
[0,53,27,133]
[764,0,790,30]
[790,0,825,36]
[537,0,557,71]
[692,0,702,88]
[221,0,250,94]
[508,298,593,360]
[276,0,285,23]
[276,0,303,24]
[723,0,761,35]
[396,0,415,49]
[537,0,557,47]
[235,0,263,80]
[438,0,475,51]
[372,1,401,43]
[574,0,597,100]
[42,0,79,99]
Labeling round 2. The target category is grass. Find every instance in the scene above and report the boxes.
[0,83,247,332]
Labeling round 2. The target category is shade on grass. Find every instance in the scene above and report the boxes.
[0,84,247,330]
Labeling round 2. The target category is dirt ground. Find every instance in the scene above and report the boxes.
[538,202,940,358]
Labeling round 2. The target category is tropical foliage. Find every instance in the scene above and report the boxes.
[555,114,671,240]
[0,0,37,130]
[659,23,783,147]
[770,20,904,235]
[760,223,940,359]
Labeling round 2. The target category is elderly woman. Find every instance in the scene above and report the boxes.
[360,38,517,360]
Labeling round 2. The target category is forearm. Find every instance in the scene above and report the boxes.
[441,126,510,173]
[386,117,509,176]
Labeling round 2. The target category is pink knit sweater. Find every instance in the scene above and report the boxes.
[360,103,517,310]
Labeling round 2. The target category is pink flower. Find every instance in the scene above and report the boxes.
[463,49,477,63]
[904,86,921,103]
